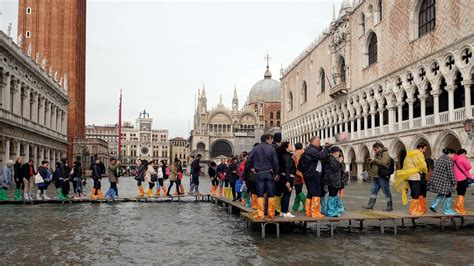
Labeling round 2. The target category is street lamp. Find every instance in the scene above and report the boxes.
[463,119,474,139]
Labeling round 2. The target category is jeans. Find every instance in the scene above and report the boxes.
[370,177,392,201]
[408,180,420,199]
[110,182,118,196]
[93,178,101,190]
[304,171,322,198]
[281,185,292,213]
[191,174,200,193]
[256,171,275,197]
[74,179,83,194]
[168,180,177,195]
[157,178,164,189]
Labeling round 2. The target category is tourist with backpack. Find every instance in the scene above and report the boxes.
[363,143,394,211]
[395,143,428,215]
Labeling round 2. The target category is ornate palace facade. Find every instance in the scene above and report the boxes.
[281,0,474,179]
[0,30,69,168]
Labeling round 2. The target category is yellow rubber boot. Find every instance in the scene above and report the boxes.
[275,196,281,213]
[138,186,144,197]
[253,197,265,220]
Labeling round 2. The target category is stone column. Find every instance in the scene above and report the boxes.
[387,104,396,132]
[13,80,21,115]
[350,119,355,136]
[447,85,455,122]
[38,96,45,126]
[432,85,441,124]
[51,150,56,164]
[378,108,384,133]
[463,81,472,118]
[16,141,21,159]
[370,111,376,135]
[45,101,51,128]
[397,102,403,131]
[419,94,427,127]
[356,161,364,181]
[39,147,44,166]
[24,143,30,161]
[329,125,333,140]
[51,106,57,131]
[356,116,361,139]
[4,139,10,163]
[363,112,368,137]
[31,93,38,123]
[23,87,30,119]
[407,97,414,128]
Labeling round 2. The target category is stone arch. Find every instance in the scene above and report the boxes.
[433,129,462,157]
[366,31,378,66]
[410,133,432,159]
[388,137,407,169]
[301,80,308,104]
[344,145,357,180]
[208,111,232,124]
[319,68,326,94]
[358,145,371,172]
[210,139,233,158]
[409,0,430,40]
[196,142,206,151]
[457,45,473,68]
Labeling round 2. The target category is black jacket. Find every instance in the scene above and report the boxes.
[22,163,36,178]
[208,167,216,178]
[91,163,102,180]
[191,159,201,175]
[279,152,296,186]
[14,162,23,180]
[324,156,343,188]
[227,163,239,182]
[247,142,279,174]
[302,144,330,178]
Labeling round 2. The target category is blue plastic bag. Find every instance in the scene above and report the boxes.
[235,179,243,193]
[105,188,117,200]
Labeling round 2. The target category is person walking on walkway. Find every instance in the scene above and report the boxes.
[272,133,283,213]
[395,143,428,215]
[13,158,23,201]
[135,159,146,197]
[247,134,279,220]
[324,146,345,217]
[363,143,393,211]
[208,161,217,196]
[190,154,202,195]
[71,161,84,199]
[145,161,157,197]
[90,157,104,200]
[452,149,472,214]
[0,160,14,200]
[107,158,121,198]
[428,148,457,215]
[292,143,306,212]
[156,161,167,196]
[37,161,52,200]
[299,136,330,218]
[228,156,240,201]
[278,142,296,218]
[216,158,228,197]
[21,159,36,200]
[168,158,180,196]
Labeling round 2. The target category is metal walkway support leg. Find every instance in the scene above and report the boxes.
[276,223,280,239]
[261,223,266,239]
[317,221,321,238]
[380,220,385,235]
[330,222,335,237]
[228,204,232,215]
[393,219,397,235]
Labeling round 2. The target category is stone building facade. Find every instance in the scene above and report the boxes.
[281,0,474,179]
[121,111,170,170]
[18,0,87,159]
[169,137,189,167]
[72,138,110,175]
[190,64,281,162]
[0,30,69,168]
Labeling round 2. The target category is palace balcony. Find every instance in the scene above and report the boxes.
[330,82,349,98]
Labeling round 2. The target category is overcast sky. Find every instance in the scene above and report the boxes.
[1,0,341,138]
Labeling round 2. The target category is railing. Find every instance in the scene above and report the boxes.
[413,117,422,128]
[454,108,465,121]
[440,111,449,123]
[402,120,409,130]
[426,114,434,126]
[374,127,380,135]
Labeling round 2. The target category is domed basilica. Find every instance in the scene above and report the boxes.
[190,61,281,162]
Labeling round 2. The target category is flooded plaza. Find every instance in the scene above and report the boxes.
[1,177,473,265]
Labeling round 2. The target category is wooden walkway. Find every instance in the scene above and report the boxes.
[211,196,474,239]
[0,193,211,205]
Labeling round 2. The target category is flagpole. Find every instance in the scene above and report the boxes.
[118,89,122,160]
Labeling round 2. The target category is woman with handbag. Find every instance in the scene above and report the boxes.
[452,149,472,214]
[36,160,51,200]
[145,161,157,197]
[428,148,457,215]
[135,159,146,197]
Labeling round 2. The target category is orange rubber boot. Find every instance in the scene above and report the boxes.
[155,188,161,197]
[305,198,312,217]
[268,197,276,219]
[162,186,167,195]
[96,189,104,199]
[454,195,467,214]
[90,189,97,200]
[419,196,427,214]
[251,194,257,209]
[218,187,223,197]
[253,197,265,220]
[311,197,325,218]
[409,199,424,216]
[138,186,144,197]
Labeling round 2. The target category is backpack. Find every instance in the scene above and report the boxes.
[378,155,395,178]
[297,152,308,174]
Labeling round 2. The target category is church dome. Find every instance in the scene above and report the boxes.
[248,66,281,103]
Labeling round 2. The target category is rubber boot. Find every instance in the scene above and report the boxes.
[305,198,312,217]
[363,198,376,210]
[253,197,265,220]
[62,191,70,201]
[311,197,325,218]
[274,196,281,213]
[241,192,246,206]
[267,197,276,219]
[299,192,306,212]
[155,187,161,197]
[326,197,340,217]
[218,186,223,197]
[162,186,167,195]
[56,188,62,200]
[251,194,257,209]
[409,199,424,216]
[245,195,251,207]
[443,197,458,215]
[0,189,6,200]
[179,184,185,194]
[320,196,328,215]
[419,196,427,214]
[147,188,153,197]
[291,193,301,212]
[15,188,22,201]
[335,195,345,215]
[90,188,97,200]
[384,199,393,212]
[430,194,443,213]
[453,195,467,214]
[96,189,104,199]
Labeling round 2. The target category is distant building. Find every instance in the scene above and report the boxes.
[121,110,170,170]
[72,138,110,174]
[169,137,189,167]
[0,30,69,168]
[85,122,134,157]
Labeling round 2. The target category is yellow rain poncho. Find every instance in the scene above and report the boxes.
[394,150,428,205]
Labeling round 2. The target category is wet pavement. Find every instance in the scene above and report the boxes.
[1,177,473,264]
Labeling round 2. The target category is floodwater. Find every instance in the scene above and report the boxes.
[1,177,473,265]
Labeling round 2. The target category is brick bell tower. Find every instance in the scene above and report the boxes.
[17,0,87,160]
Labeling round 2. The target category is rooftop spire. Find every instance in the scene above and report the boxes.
[201,83,206,97]
[264,52,272,79]
[233,85,238,99]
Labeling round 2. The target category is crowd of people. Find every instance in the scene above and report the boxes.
[207,133,473,220]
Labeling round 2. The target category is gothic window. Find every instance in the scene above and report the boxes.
[276,111,281,119]
[418,0,436,37]
[288,91,293,111]
[320,69,326,93]
[270,112,274,119]
[338,57,346,82]
[277,121,280,127]
[302,81,308,103]
[368,33,378,65]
